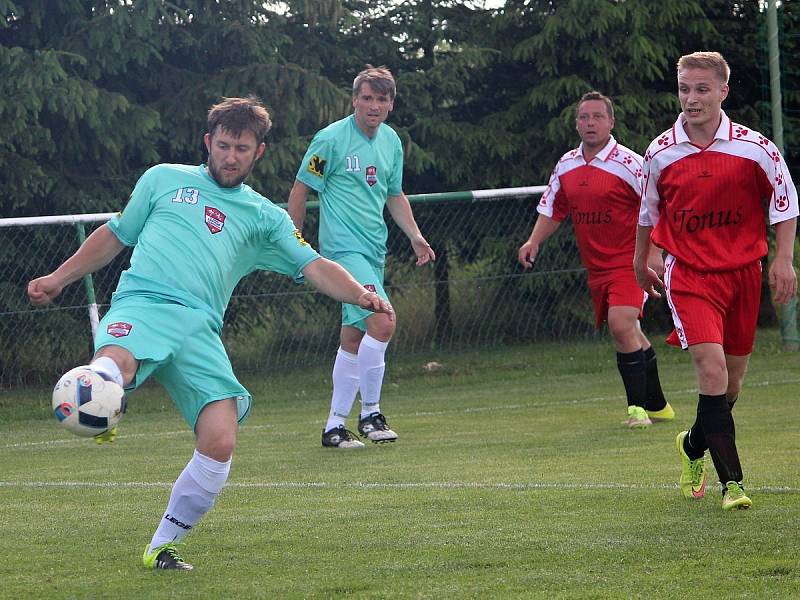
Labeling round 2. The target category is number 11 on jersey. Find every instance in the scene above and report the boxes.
[345,155,361,172]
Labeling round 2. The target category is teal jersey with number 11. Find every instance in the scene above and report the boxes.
[296,115,403,265]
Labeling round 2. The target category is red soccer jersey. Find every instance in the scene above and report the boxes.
[639,111,798,271]
[538,136,643,273]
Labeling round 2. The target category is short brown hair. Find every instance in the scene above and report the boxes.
[677,51,730,84]
[353,65,396,100]
[207,96,272,142]
[577,91,614,120]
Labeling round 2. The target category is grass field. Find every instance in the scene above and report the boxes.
[1,331,799,599]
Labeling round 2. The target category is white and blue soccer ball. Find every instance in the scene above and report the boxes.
[52,367,126,437]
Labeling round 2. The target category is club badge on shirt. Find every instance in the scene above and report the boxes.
[107,322,133,338]
[365,165,378,187]
[205,206,226,234]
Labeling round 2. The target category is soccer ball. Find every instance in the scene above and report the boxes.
[52,367,126,437]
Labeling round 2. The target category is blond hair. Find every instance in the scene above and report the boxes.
[677,51,730,84]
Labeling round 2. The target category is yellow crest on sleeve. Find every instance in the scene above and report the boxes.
[307,154,326,178]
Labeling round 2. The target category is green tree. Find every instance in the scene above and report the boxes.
[0,0,358,215]
[0,0,168,216]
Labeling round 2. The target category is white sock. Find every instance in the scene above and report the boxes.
[149,450,231,549]
[358,334,388,418]
[325,348,360,431]
[89,356,124,387]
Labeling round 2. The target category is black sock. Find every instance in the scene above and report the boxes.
[684,411,706,461]
[643,346,667,412]
[698,393,742,484]
[616,349,647,408]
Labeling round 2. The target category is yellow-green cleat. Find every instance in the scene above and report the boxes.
[676,430,706,499]
[94,426,118,445]
[722,481,752,511]
[143,543,194,571]
[622,405,652,428]
[647,402,675,422]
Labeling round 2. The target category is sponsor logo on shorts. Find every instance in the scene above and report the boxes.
[365,165,378,187]
[205,206,226,234]
[107,322,133,338]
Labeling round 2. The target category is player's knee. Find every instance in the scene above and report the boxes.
[695,359,727,389]
[200,435,236,463]
[367,313,395,341]
[195,401,238,461]
[607,320,637,347]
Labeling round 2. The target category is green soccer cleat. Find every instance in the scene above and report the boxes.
[143,543,194,571]
[94,426,118,445]
[622,405,652,429]
[722,481,752,511]
[647,402,675,422]
[676,430,706,499]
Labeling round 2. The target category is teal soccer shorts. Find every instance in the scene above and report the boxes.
[94,296,251,430]
[330,252,390,331]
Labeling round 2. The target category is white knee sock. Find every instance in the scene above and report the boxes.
[149,450,231,549]
[358,334,388,418]
[325,348,360,431]
[89,356,124,387]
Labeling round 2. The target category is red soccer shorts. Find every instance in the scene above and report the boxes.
[663,255,762,356]
[587,268,647,329]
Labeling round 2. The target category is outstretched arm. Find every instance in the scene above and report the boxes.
[302,257,394,319]
[287,179,310,231]
[517,214,560,269]
[28,224,125,306]
[386,192,435,266]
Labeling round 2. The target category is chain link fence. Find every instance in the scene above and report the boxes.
[0,188,676,389]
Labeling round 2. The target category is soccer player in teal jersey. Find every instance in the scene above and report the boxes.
[28,96,394,570]
[288,66,435,448]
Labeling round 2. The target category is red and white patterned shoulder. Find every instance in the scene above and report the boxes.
[731,123,773,148]
[560,148,581,162]
[643,129,675,163]
[610,144,642,167]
